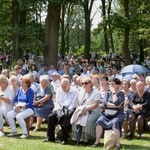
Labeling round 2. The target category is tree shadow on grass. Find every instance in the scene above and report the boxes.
[121,144,150,150]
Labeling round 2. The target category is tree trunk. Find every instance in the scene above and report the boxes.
[19,8,27,58]
[139,39,144,63]
[101,0,109,53]
[60,0,66,57]
[83,0,94,59]
[45,3,61,69]
[109,24,115,53]
[12,0,19,60]
[108,0,114,53]
[123,0,131,65]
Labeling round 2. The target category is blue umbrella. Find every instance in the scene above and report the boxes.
[119,64,150,75]
[123,74,133,80]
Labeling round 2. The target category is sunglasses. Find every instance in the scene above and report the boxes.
[82,82,90,85]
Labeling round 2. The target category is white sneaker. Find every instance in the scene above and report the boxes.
[7,132,18,137]
[20,134,28,139]
[0,131,4,137]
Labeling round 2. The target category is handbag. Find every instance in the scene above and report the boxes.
[104,109,118,118]
[104,130,117,150]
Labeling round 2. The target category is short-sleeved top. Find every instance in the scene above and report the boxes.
[54,86,79,110]
[1,85,15,111]
[78,88,100,112]
[14,87,34,110]
[36,86,53,106]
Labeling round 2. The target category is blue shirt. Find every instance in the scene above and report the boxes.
[14,87,34,110]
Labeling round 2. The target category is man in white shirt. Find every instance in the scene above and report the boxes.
[44,78,79,144]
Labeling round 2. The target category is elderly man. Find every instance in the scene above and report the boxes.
[44,78,79,144]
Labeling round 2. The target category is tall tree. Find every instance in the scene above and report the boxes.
[123,0,130,65]
[44,2,61,68]
[101,0,109,53]
[12,0,19,59]
[81,0,94,59]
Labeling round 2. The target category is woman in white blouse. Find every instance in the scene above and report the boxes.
[71,76,101,145]
[0,75,15,136]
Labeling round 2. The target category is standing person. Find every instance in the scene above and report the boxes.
[44,78,79,144]
[93,78,124,149]
[7,75,34,138]
[0,75,15,136]
[127,81,150,139]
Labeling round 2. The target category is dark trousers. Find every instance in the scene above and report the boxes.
[47,111,72,142]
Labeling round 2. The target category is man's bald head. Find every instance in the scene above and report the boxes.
[61,78,70,92]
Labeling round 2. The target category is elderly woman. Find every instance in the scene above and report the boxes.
[121,79,134,137]
[92,74,101,91]
[129,79,137,93]
[33,75,54,131]
[7,75,34,138]
[145,76,150,92]
[71,76,101,145]
[127,81,150,139]
[9,76,19,94]
[0,75,15,136]
[93,78,124,150]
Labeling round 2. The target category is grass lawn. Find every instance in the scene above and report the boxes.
[0,124,150,150]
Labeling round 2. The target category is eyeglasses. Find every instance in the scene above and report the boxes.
[82,82,90,85]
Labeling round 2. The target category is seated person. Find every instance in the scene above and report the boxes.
[0,75,15,136]
[33,75,54,131]
[44,78,79,144]
[121,79,134,137]
[93,78,124,150]
[7,75,34,138]
[128,81,150,139]
[71,77,101,145]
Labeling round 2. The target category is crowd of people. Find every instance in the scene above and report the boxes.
[0,55,150,150]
